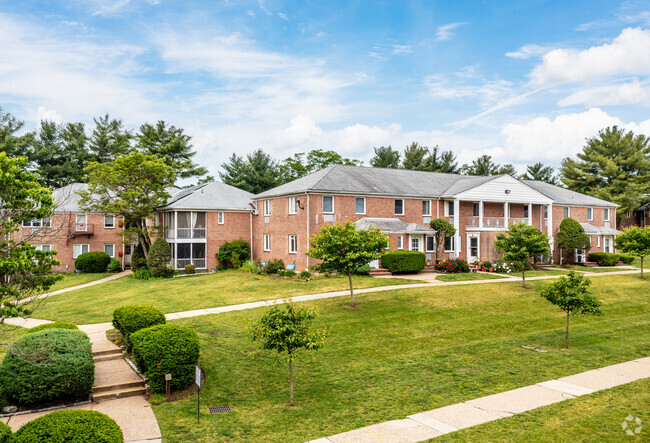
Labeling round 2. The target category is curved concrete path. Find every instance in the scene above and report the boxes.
[309,356,650,443]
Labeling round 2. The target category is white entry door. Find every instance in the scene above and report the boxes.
[410,235,424,252]
[467,234,480,263]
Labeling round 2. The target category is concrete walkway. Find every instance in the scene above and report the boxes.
[35,270,132,301]
[309,356,650,443]
[2,321,162,443]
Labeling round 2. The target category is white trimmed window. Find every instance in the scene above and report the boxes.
[218,212,224,224]
[444,201,455,217]
[395,199,404,216]
[397,235,403,250]
[597,236,601,247]
[263,200,271,216]
[288,235,297,254]
[288,197,297,215]
[323,196,334,213]
[355,197,366,214]
[444,236,455,252]
[263,234,271,251]
[524,205,529,218]
[604,208,610,221]
[604,237,611,253]
[35,244,51,252]
[587,208,593,221]
[426,236,435,252]
[73,244,89,258]
[23,218,50,227]
[422,200,431,216]
[104,215,115,228]
[473,203,480,217]
[564,206,570,218]
[544,206,548,219]
[104,244,115,257]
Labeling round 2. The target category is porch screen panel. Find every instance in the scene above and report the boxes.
[193,212,206,228]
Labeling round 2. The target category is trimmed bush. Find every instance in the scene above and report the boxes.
[217,239,251,269]
[355,263,370,275]
[133,268,151,280]
[74,251,111,273]
[264,259,285,275]
[131,324,200,393]
[299,270,312,280]
[27,322,78,334]
[184,264,195,274]
[0,329,94,405]
[0,422,11,443]
[588,252,621,266]
[130,243,146,272]
[278,270,296,277]
[107,258,122,273]
[112,305,166,350]
[619,254,634,265]
[147,238,172,278]
[381,251,426,273]
[11,410,123,443]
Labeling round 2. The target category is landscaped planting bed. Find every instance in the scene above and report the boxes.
[151,274,650,442]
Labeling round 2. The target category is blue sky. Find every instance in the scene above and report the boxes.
[1,0,650,178]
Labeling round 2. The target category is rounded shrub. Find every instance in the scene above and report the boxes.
[147,238,172,278]
[381,251,426,273]
[130,243,146,272]
[0,422,11,443]
[299,270,312,280]
[264,259,285,274]
[217,239,251,269]
[12,410,123,443]
[107,258,122,273]
[619,254,634,265]
[74,251,111,273]
[27,322,78,334]
[0,329,94,405]
[355,263,370,275]
[112,305,166,350]
[184,263,195,274]
[131,324,200,393]
[588,252,621,266]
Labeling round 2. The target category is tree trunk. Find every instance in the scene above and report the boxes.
[641,256,644,279]
[348,271,355,308]
[521,262,526,288]
[565,311,570,349]
[289,359,294,407]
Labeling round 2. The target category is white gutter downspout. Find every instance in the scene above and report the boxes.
[250,209,253,262]
[306,192,310,270]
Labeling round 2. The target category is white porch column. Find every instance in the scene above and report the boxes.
[453,199,460,256]
[174,211,178,268]
[479,201,484,228]
[527,203,533,225]
[504,202,509,227]
[547,204,554,255]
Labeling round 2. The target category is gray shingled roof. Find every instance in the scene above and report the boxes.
[355,217,435,233]
[52,183,89,212]
[579,223,620,236]
[158,181,254,211]
[523,181,617,207]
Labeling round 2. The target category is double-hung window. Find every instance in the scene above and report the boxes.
[472,203,480,217]
[523,205,529,218]
[35,244,51,252]
[218,212,224,224]
[422,200,431,216]
[604,208,610,221]
[395,199,404,216]
[446,201,455,217]
[104,215,115,228]
[288,235,298,254]
[73,244,89,258]
[397,235,403,250]
[564,207,570,218]
[323,196,334,213]
[355,197,366,214]
[288,197,297,215]
[587,208,593,221]
[104,244,115,257]
[263,200,271,216]
[426,236,435,252]
[263,234,271,251]
[444,236,455,252]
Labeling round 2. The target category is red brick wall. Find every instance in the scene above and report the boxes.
[550,205,615,262]
[205,211,251,270]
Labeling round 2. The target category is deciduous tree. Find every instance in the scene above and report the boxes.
[561,126,650,216]
[307,222,388,307]
[615,226,650,278]
[540,271,602,349]
[280,149,361,182]
[250,301,328,406]
[557,218,591,264]
[0,107,33,157]
[494,222,550,287]
[429,218,456,262]
[79,152,175,256]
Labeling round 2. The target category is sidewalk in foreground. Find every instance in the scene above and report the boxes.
[308,356,650,443]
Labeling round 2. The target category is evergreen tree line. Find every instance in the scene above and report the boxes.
[0,107,207,188]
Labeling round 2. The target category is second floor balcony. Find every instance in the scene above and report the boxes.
[166,227,206,239]
[466,216,529,228]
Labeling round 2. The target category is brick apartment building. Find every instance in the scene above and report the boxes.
[24,165,620,272]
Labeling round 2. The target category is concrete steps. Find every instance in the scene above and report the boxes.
[92,348,146,402]
[369,268,392,276]
[93,348,123,362]
[92,385,146,401]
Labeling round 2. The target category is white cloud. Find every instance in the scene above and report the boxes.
[558,79,650,107]
[278,12,288,21]
[257,0,272,15]
[505,44,552,59]
[390,44,412,55]
[528,27,650,87]
[500,108,650,163]
[425,75,512,101]
[92,0,131,16]
[435,22,467,41]
[36,107,64,124]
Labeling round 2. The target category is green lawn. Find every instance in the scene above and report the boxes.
[36,271,415,324]
[434,378,649,442]
[496,269,569,278]
[45,272,114,292]
[436,273,507,282]
[151,274,650,442]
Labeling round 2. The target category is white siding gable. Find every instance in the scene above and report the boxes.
[453,175,553,204]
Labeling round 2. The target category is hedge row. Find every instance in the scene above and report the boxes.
[74,252,112,273]
[0,329,94,405]
[588,252,621,266]
[131,324,200,393]
[381,251,426,273]
[112,305,166,350]
[27,322,78,334]
[0,422,11,443]
[11,410,123,443]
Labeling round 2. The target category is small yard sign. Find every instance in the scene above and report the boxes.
[195,365,203,423]
[195,365,202,389]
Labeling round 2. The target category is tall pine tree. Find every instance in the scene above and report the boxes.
[219,149,282,194]
[89,114,132,162]
[370,146,400,168]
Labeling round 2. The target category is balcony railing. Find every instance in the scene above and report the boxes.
[175,258,206,269]
[75,223,93,233]
[176,228,206,239]
[466,217,530,228]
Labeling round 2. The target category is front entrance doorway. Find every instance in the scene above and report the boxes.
[410,235,424,252]
[466,233,480,264]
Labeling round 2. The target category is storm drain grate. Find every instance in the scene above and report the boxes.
[208,406,232,414]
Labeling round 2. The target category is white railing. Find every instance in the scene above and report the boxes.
[483,217,506,228]
[176,228,206,239]
[175,258,206,269]
[508,218,527,225]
